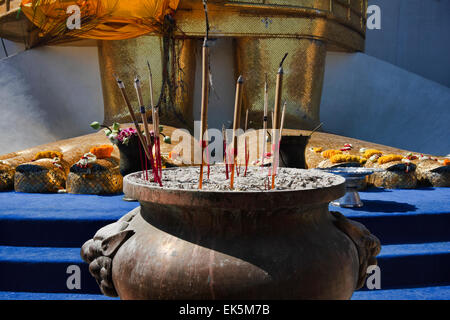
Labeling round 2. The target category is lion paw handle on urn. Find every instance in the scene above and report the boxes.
[80,208,137,297]
[331,211,381,290]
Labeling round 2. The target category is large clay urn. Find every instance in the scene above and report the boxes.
[81,168,380,300]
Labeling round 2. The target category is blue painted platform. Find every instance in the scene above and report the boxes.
[0,193,138,247]
[0,187,449,300]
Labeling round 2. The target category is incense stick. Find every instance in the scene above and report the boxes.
[146,63,163,186]
[271,53,288,190]
[198,42,210,189]
[230,75,244,190]
[271,111,275,131]
[279,101,287,140]
[114,75,152,163]
[134,76,154,181]
[244,109,250,177]
[222,125,229,179]
[199,0,211,190]
[308,122,324,137]
[261,74,269,167]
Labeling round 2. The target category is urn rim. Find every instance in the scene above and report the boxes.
[123,167,346,210]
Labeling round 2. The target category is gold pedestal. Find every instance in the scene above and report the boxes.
[97,0,367,131]
[98,36,196,130]
[236,37,326,130]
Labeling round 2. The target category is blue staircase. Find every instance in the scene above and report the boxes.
[0,188,449,300]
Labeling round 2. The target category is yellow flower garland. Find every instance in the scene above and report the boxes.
[378,155,404,165]
[330,154,366,164]
[34,151,63,161]
[321,149,342,159]
[363,149,383,159]
[312,147,323,153]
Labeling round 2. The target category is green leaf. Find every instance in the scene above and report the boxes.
[164,136,172,144]
[159,125,164,133]
[90,121,101,130]
[112,122,121,131]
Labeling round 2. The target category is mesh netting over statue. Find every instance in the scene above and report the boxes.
[67,158,123,195]
[14,160,67,193]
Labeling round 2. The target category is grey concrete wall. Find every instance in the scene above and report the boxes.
[193,38,237,130]
[320,52,450,156]
[366,0,450,88]
[0,46,103,153]
[0,39,24,59]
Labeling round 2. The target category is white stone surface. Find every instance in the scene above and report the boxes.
[320,52,450,156]
[0,45,103,153]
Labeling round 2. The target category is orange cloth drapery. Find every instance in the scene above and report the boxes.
[21,0,180,40]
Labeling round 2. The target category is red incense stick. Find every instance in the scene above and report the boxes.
[134,76,153,181]
[244,109,249,177]
[146,63,162,186]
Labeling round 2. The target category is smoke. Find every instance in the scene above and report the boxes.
[0,59,56,154]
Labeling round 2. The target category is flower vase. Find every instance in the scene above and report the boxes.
[117,135,142,177]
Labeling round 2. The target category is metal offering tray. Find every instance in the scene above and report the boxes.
[319,167,383,208]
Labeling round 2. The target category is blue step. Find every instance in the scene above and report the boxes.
[1,242,449,294]
[1,188,449,299]
[0,291,119,300]
[0,192,139,247]
[352,285,450,300]
[338,187,450,245]
[1,188,449,248]
[0,246,101,294]
[361,242,450,290]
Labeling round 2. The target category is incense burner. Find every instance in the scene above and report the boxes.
[82,167,380,300]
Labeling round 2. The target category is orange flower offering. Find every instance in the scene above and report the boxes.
[34,151,63,161]
[322,149,342,159]
[444,159,450,166]
[90,145,114,159]
[363,149,383,159]
[330,154,366,164]
[378,155,404,165]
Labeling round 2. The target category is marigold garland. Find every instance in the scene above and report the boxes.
[34,151,63,161]
[363,149,383,159]
[330,154,366,164]
[378,155,404,165]
[321,149,342,159]
[90,145,114,159]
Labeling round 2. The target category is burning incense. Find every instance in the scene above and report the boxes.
[271,53,288,190]
[114,75,152,163]
[230,75,244,190]
[308,122,324,137]
[261,74,269,167]
[223,125,229,179]
[146,63,163,186]
[198,0,211,190]
[134,76,154,181]
[271,111,275,131]
[205,127,211,180]
[279,101,287,140]
[244,109,250,176]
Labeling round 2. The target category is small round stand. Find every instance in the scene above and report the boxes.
[319,168,379,208]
